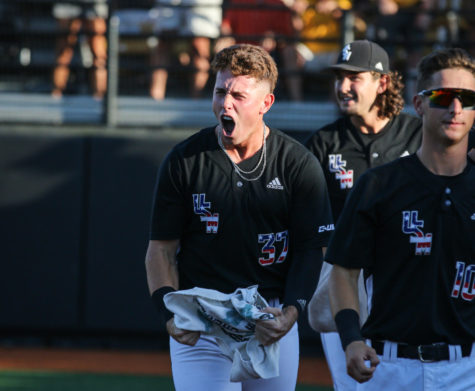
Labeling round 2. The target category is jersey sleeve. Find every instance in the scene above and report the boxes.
[325,169,382,269]
[150,149,188,240]
[290,152,334,245]
[283,152,334,312]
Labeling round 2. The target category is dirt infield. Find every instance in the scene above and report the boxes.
[0,347,332,387]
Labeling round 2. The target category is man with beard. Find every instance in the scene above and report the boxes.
[306,40,422,391]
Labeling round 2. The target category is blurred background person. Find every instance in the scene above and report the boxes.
[149,0,222,100]
[364,0,433,99]
[297,0,351,73]
[424,0,472,54]
[51,0,108,99]
[216,0,303,101]
[295,0,366,99]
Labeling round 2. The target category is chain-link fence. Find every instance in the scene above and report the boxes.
[0,0,473,127]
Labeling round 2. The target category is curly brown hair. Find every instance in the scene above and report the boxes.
[211,44,278,93]
[373,70,405,119]
[416,48,475,91]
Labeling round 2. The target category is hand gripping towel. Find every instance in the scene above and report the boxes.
[164,285,280,381]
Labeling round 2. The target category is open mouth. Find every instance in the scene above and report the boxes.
[339,94,356,104]
[221,115,235,136]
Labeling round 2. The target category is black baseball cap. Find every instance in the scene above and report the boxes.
[330,40,389,74]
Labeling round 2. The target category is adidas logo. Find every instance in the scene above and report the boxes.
[297,299,307,311]
[375,62,384,71]
[267,177,284,190]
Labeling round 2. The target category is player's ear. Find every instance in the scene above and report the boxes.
[377,73,389,94]
[260,92,275,115]
[413,94,424,117]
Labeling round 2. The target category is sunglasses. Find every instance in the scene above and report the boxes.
[417,88,475,110]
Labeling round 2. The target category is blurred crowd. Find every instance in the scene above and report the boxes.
[4,0,475,101]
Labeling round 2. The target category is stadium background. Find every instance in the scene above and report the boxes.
[0,1,473,389]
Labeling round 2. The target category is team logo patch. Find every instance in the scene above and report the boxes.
[341,44,352,61]
[402,211,432,255]
[267,177,284,190]
[328,154,353,189]
[193,193,219,233]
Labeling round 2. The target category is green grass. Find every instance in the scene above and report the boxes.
[0,370,333,391]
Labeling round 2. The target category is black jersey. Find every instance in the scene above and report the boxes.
[326,154,475,345]
[305,113,422,220]
[151,126,334,305]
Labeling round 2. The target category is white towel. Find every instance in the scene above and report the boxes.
[164,285,280,382]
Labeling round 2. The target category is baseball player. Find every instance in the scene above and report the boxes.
[327,47,475,390]
[145,44,334,391]
[305,40,422,391]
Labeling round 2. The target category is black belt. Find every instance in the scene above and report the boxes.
[371,340,473,362]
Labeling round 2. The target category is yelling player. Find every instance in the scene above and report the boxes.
[145,44,333,390]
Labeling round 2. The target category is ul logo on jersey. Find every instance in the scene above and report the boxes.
[193,193,219,233]
[328,154,353,189]
[402,211,432,255]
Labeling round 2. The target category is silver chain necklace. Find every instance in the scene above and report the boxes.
[217,123,267,182]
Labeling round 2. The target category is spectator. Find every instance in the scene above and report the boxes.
[217,0,304,101]
[425,0,472,52]
[293,0,367,99]
[297,0,350,73]
[51,0,108,99]
[149,0,222,100]
[365,0,433,98]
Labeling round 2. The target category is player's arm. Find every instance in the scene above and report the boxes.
[145,239,179,293]
[329,265,360,317]
[254,245,324,346]
[329,265,379,383]
[256,153,332,346]
[254,246,316,346]
[145,239,200,346]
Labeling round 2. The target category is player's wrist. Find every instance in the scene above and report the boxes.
[282,304,299,322]
[283,299,305,318]
[334,308,364,351]
[152,286,176,328]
